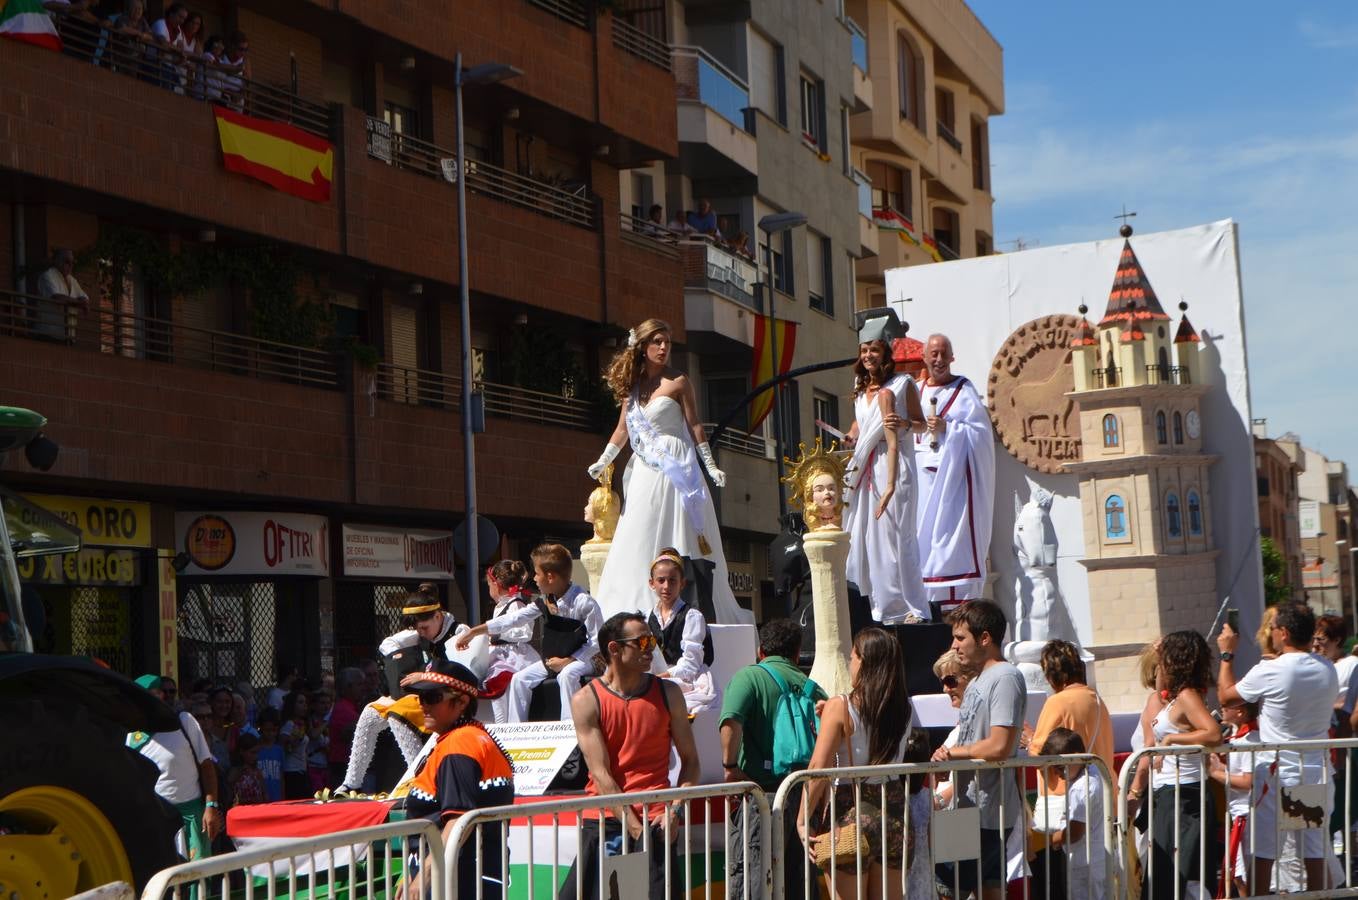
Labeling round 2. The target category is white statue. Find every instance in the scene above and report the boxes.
[1005,486,1075,690]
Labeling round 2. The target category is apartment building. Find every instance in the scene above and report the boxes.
[0,0,680,682]
[1297,443,1354,620]
[1253,422,1304,602]
[846,0,1004,311]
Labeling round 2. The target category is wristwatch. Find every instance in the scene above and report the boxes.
[205,800,219,809]
[1220,651,1234,662]
[722,762,740,770]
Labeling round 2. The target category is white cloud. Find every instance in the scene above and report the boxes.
[1298,17,1358,50]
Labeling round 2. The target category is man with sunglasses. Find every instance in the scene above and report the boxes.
[561,612,699,900]
[399,660,514,900]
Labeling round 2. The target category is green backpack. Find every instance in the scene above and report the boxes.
[757,662,820,777]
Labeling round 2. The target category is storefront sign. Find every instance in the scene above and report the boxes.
[341,524,456,579]
[21,494,152,548]
[176,511,330,577]
[158,551,179,681]
[15,547,140,586]
[486,721,579,796]
[728,562,755,595]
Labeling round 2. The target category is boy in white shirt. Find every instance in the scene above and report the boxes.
[1040,728,1108,900]
[1209,699,1262,897]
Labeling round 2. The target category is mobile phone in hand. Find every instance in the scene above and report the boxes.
[1227,607,1239,634]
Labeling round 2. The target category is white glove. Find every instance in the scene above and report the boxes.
[696,442,726,488]
[587,443,621,481]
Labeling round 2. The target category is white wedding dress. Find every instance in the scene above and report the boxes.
[595,394,750,625]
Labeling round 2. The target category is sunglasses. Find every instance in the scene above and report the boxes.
[941,675,961,690]
[415,688,455,706]
[619,634,658,652]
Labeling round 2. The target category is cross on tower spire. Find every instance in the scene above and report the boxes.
[1115,205,1137,238]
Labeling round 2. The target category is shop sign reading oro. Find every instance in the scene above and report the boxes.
[21,494,152,548]
[986,314,1084,474]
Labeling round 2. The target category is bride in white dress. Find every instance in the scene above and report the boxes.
[587,318,750,625]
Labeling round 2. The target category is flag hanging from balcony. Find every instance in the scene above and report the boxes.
[0,0,62,51]
[871,208,920,248]
[213,106,334,202]
[921,233,944,263]
[749,315,797,432]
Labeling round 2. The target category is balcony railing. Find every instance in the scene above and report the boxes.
[702,423,770,459]
[673,46,751,131]
[1092,367,1123,389]
[374,364,598,431]
[937,121,963,154]
[847,17,868,72]
[0,290,341,389]
[681,238,758,309]
[935,238,960,261]
[526,0,588,28]
[1145,364,1190,385]
[853,168,873,220]
[363,120,597,229]
[620,213,680,257]
[613,17,672,72]
[53,10,333,138]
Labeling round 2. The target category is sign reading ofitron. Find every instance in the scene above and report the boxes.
[177,511,330,577]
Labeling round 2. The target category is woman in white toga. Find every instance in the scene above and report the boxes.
[587,318,749,625]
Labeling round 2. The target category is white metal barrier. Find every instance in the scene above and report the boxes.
[139,819,445,900]
[771,754,1120,900]
[1118,737,1358,900]
[442,782,770,900]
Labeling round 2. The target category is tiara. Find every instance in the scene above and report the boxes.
[627,328,638,348]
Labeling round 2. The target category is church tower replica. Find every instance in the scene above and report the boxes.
[1065,226,1219,711]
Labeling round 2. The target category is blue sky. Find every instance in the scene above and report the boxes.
[969,2,1358,478]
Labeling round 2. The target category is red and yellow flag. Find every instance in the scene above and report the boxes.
[213,106,333,202]
[749,315,797,432]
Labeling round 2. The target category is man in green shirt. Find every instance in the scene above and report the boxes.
[720,619,825,900]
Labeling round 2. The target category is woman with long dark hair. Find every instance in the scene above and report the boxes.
[1140,630,1222,899]
[588,318,748,624]
[797,627,913,900]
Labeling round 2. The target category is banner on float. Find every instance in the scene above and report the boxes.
[486,721,579,796]
[176,511,330,577]
[341,524,456,580]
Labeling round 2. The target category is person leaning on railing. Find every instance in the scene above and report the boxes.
[33,247,89,343]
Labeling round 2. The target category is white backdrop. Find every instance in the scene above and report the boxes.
[886,220,1263,657]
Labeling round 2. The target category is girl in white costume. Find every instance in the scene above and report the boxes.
[456,559,542,723]
[587,318,749,625]
[645,547,719,715]
[843,332,928,624]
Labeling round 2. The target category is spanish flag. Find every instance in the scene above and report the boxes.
[749,315,797,432]
[213,107,334,202]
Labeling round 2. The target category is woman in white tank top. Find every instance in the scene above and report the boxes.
[1139,630,1223,900]
[797,627,912,900]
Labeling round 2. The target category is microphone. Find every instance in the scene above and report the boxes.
[929,396,939,451]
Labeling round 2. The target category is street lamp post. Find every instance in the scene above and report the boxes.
[455,53,521,623]
[756,212,807,521]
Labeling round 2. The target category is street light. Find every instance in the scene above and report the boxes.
[757,212,807,520]
[455,53,522,623]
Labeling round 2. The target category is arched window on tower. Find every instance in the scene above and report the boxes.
[1102,414,1120,448]
[1156,411,1167,444]
[1166,492,1182,537]
[1173,412,1184,444]
[1157,346,1170,383]
[1105,495,1128,539]
[1188,490,1203,536]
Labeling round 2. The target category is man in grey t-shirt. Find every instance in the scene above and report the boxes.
[933,600,1026,899]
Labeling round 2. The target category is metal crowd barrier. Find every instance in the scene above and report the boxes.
[771,753,1119,900]
[442,782,770,900]
[1118,737,1358,900]
[139,819,445,900]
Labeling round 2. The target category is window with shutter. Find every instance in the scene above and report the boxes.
[389,303,420,404]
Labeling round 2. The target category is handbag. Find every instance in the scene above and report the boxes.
[811,706,871,870]
[536,597,588,660]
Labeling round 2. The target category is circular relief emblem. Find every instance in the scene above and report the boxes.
[185,514,236,571]
[987,314,1084,474]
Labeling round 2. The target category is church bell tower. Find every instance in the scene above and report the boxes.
[1065,226,1220,710]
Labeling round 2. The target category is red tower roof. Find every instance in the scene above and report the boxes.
[1175,312,1201,344]
[893,335,924,368]
[1071,318,1098,348]
[1100,239,1170,327]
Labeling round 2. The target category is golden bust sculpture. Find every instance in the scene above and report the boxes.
[583,463,622,544]
[782,437,848,532]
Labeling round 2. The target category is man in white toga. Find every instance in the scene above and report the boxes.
[914,333,996,610]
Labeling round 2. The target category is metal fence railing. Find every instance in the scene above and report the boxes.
[620,212,680,256]
[362,124,598,229]
[1118,737,1358,900]
[681,238,759,309]
[52,10,333,138]
[374,363,599,431]
[0,290,342,389]
[613,16,672,72]
[1145,364,1190,385]
[702,422,770,459]
[772,754,1120,900]
[526,0,589,29]
[140,819,445,900]
[443,782,770,900]
[673,45,751,131]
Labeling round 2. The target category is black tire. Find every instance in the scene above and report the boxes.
[0,698,182,889]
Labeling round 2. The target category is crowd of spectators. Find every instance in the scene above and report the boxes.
[637,198,756,260]
[47,1,251,110]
